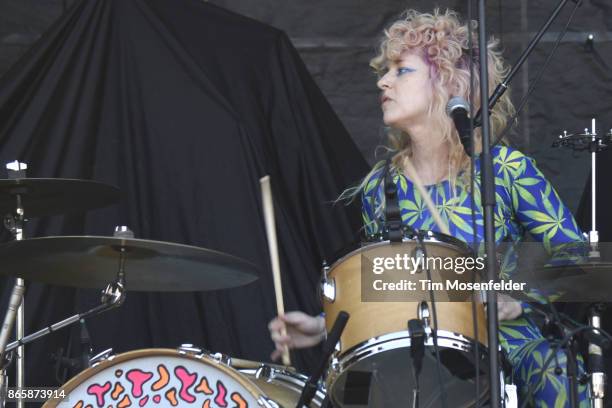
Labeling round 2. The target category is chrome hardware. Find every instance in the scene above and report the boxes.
[330,355,340,372]
[322,278,336,303]
[321,261,336,302]
[210,352,231,365]
[178,344,202,355]
[412,246,425,273]
[5,161,27,179]
[417,301,432,339]
[330,329,486,383]
[592,372,605,399]
[255,364,274,381]
[113,226,135,239]
[89,348,113,366]
[258,396,280,408]
[335,338,341,352]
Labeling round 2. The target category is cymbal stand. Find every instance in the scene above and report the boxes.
[0,161,29,408]
[553,119,610,256]
[3,281,125,355]
[0,228,129,406]
[553,118,611,407]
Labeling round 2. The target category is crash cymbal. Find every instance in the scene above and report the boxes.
[0,178,120,217]
[0,236,259,291]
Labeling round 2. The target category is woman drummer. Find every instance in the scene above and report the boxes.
[269,9,588,406]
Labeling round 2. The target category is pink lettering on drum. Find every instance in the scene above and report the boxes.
[174,366,197,403]
[214,381,228,407]
[72,361,249,408]
[86,381,111,407]
[126,369,154,398]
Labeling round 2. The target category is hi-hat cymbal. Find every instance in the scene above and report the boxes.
[0,178,120,217]
[0,236,259,291]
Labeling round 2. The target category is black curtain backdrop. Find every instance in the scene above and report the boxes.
[0,0,368,389]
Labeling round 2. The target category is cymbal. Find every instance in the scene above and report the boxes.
[0,236,259,291]
[509,261,612,302]
[537,262,612,302]
[0,178,120,217]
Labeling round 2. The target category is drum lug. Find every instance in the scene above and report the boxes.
[89,348,113,366]
[320,261,336,303]
[412,247,426,274]
[417,301,432,340]
[255,364,276,381]
[210,352,232,366]
[176,343,209,357]
[178,344,204,356]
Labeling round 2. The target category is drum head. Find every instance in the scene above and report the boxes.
[44,349,265,407]
[330,346,489,407]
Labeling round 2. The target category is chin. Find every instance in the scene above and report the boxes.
[382,114,398,127]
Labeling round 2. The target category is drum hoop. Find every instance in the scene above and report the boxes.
[328,330,489,407]
[334,329,486,369]
[43,348,265,408]
[328,231,473,273]
[230,357,298,374]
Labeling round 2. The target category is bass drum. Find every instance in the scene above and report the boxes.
[43,348,322,407]
[322,231,489,407]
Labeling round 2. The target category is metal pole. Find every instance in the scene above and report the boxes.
[590,118,598,243]
[16,280,24,408]
[477,1,501,407]
[474,0,575,127]
[589,308,605,408]
[12,193,25,408]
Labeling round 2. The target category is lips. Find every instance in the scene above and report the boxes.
[381,95,391,104]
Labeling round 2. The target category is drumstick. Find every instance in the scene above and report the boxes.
[259,175,291,366]
[401,158,451,235]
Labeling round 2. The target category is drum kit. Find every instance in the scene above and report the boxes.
[0,160,494,408]
[0,138,611,408]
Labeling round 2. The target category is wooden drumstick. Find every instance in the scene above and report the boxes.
[259,175,291,366]
[401,157,451,235]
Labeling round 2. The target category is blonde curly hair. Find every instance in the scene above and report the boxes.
[369,8,515,188]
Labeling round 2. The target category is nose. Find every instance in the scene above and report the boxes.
[377,71,391,90]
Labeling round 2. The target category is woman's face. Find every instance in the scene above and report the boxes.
[377,51,434,130]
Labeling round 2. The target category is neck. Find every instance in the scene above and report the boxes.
[399,124,450,185]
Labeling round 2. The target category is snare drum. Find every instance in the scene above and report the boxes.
[232,358,325,407]
[322,231,489,407]
[43,348,324,407]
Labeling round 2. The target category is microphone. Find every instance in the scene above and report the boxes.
[295,311,350,408]
[80,319,92,370]
[446,97,473,157]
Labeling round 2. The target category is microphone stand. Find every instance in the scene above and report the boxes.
[471,2,582,407]
[0,278,124,405]
[295,311,349,408]
[473,0,582,129]
[475,2,501,406]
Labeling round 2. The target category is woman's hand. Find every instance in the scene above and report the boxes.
[268,311,326,361]
[497,293,523,321]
